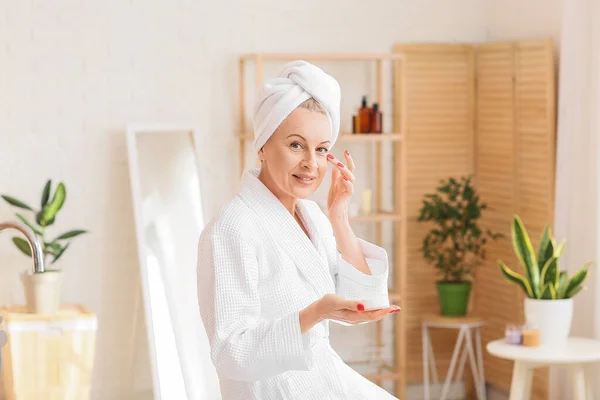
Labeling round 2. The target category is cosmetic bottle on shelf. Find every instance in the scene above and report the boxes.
[352,114,360,134]
[358,96,371,133]
[371,103,382,133]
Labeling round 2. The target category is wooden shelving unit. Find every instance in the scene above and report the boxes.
[238,52,408,398]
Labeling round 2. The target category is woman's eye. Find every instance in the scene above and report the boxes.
[289,142,328,154]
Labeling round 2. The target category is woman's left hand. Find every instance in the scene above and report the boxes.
[326,150,355,223]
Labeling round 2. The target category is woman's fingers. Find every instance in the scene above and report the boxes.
[331,164,340,187]
[364,306,400,319]
[342,306,401,323]
[341,177,354,195]
[336,298,364,312]
[326,154,355,182]
[343,150,356,172]
[320,294,401,324]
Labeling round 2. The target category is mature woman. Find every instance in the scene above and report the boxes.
[197,60,400,400]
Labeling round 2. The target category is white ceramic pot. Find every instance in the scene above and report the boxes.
[21,270,62,314]
[524,298,573,346]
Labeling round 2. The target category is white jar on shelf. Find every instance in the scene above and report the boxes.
[360,189,372,215]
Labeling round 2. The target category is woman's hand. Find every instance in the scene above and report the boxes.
[326,150,355,223]
[299,294,400,333]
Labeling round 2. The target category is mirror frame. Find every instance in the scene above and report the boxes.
[125,124,201,399]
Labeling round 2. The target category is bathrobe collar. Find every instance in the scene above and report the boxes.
[238,168,334,298]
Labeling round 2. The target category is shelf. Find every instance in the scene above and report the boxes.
[346,358,395,369]
[364,371,402,382]
[350,212,402,222]
[238,51,407,398]
[239,133,402,142]
[339,133,402,142]
[240,53,405,62]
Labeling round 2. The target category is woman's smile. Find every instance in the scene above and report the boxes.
[292,173,317,185]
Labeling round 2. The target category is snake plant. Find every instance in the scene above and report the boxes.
[499,215,592,299]
[2,180,88,269]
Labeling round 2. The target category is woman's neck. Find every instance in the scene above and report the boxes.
[258,168,297,215]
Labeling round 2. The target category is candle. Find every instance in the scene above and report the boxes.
[504,324,522,345]
[522,329,541,347]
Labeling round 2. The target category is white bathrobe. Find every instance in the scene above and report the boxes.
[197,168,399,400]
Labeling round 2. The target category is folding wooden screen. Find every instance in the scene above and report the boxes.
[393,43,477,395]
[393,39,556,398]
[475,39,556,399]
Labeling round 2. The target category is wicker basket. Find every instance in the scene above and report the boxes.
[0,304,97,400]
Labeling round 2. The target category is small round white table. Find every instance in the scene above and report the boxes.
[487,337,600,400]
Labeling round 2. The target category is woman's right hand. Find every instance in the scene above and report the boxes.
[299,294,400,333]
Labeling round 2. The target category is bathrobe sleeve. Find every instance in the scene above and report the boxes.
[325,236,391,326]
[197,230,313,382]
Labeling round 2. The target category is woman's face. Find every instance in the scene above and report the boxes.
[259,107,331,200]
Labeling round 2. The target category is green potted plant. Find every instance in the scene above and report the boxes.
[498,215,592,346]
[2,180,88,314]
[418,176,501,316]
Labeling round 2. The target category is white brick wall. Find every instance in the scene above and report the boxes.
[0,0,500,398]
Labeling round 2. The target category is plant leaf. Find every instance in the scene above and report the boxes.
[555,239,566,258]
[1,195,33,211]
[12,237,32,257]
[550,284,557,299]
[537,226,552,272]
[557,271,569,299]
[499,260,534,298]
[511,215,540,298]
[36,211,55,227]
[41,180,52,208]
[54,230,88,241]
[566,286,584,299]
[463,185,474,201]
[541,283,551,299]
[565,263,592,298]
[15,213,42,236]
[52,242,70,263]
[40,183,66,226]
[44,242,62,253]
[540,255,559,288]
[541,283,557,299]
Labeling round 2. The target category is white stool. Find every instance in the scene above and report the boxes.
[487,337,600,400]
[422,314,486,400]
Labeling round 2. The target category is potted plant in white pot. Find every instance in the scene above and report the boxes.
[418,176,501,316]
[498,215,592,346]
[2,180,88,314]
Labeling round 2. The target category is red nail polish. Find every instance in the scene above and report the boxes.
[327,154,334,159]
[344,150,349,156]
[357,304,365,311]
[343,176,349,181]
[337,162,344,168]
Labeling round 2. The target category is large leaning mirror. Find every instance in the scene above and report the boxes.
[126,125,221,400]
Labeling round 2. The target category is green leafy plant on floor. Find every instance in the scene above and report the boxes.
[418,176,502,282]
[2,180,88,270]
[498,215,592,299]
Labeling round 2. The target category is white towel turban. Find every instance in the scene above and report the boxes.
[252,60,341,153]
